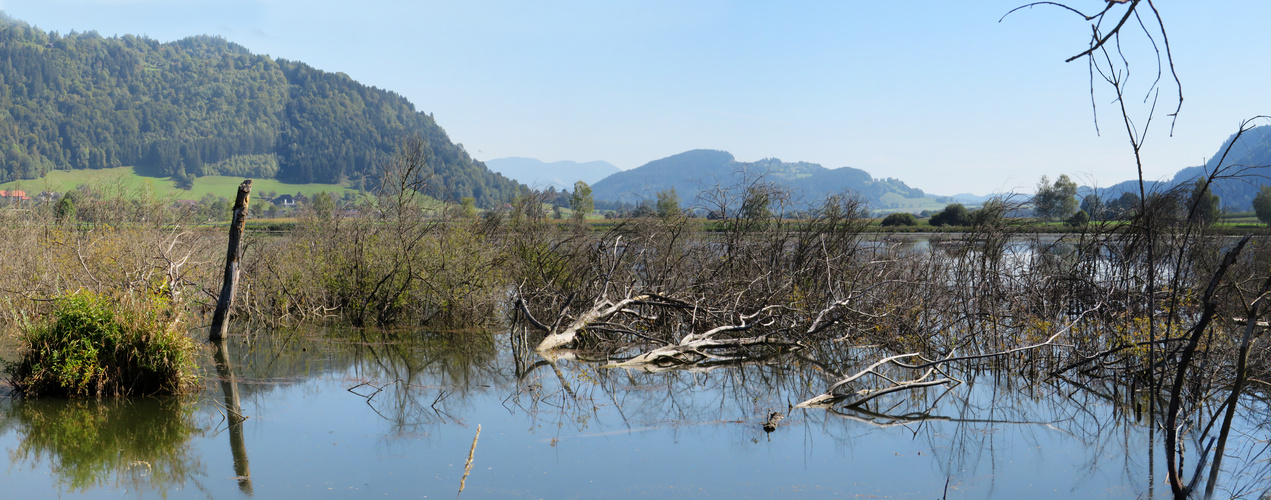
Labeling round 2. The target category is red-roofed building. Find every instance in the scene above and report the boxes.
[0,190,29,202]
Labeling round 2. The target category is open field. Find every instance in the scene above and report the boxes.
[875,192,961,213]
[0,167,360,201]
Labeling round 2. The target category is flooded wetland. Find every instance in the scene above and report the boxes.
[3,327,1249,499]
[1,2,1270,498]
[3,155,1271,499]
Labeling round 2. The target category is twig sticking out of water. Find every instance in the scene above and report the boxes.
[458,424,481,497]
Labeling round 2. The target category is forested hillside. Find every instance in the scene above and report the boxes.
[590,149,930,209]
[0,15,522,207]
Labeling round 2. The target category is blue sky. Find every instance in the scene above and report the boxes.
[0,0,1267,196]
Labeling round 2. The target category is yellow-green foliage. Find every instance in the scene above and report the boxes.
[8,291,200,397]
[0,220,221,330]
[422,223,508,325]
[242,209,507,328]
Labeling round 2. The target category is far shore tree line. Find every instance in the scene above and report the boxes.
[516,172,1259,229]
[10,170,1268,229]
[881,174,1234,228]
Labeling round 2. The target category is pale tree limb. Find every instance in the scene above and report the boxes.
[798,306,1096,410]
[603,302,798,369]
[607,334,797,369]
[796,353,954,409]
[535,294,651,351]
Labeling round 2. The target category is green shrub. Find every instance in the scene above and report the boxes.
[8,291,199,397]
[929,203,973,227]
[1066,209,1090,227]
[880,212,918,227]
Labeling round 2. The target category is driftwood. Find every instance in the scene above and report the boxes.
[521,274,877,357]
[609,334,797,369]
[796,352,957,409]
[528,294,653,351]
[519,285,803,368]
[797,309,1089,410]
[762,411,784,433]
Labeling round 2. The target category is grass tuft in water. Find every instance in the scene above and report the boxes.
[8,291,200,397]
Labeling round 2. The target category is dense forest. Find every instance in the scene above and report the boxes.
[0,15,523,207]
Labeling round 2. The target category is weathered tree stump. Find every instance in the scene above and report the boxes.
[210,180,251,342]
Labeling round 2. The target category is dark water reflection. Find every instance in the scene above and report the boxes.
[1,328,1268,498]
[0,397,203,495]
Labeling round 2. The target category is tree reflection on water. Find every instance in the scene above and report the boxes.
[3,327,1270,497]
[0,397,204,494]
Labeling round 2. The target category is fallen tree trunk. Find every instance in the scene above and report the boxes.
[796,352,957,409]
[531,294,651,351]
[607,334,799,369]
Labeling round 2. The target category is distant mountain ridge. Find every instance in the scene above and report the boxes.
[483,157,620,191]
[1176,125,1271,210]
[590,149,932,210]
[1080,125,1271,210]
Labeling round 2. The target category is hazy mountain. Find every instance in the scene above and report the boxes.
[950,193,994,204]
[1173,125,1271,210]
[1079,125,1271,210]
[0,14,523,207]
[590,149,933,210]
[483,157,620,191]
[1078,180,1164,200]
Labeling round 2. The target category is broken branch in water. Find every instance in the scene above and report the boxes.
[534,294,652,351]
[608,334,799,369]
[457,424,481,497]
[798,307,1095,410]
[796,352,957,409]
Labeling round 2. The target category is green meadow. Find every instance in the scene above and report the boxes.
[0,167,361,201]
[875,192,963,213]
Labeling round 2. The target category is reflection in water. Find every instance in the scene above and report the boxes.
[346,330,502,436]
[224,328,505,438]
[0,397,203,494]
[2,327,1269,497]
[213,338,252,495]
[505,335,1271,497]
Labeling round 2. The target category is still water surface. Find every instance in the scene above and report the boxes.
[0,329,1244,498]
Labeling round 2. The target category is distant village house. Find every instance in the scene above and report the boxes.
[0,190,30,202]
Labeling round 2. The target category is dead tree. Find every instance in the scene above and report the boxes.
[210,180,252,342]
